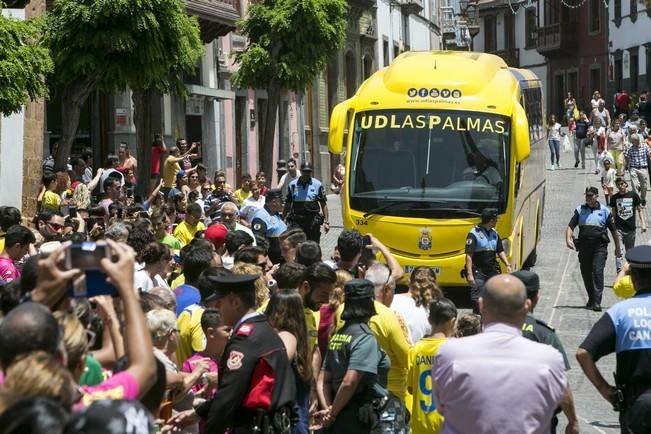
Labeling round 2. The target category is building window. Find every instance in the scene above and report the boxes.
[630,0,637,22]
[614,0,622,25]
[525,8,537,49]
[484,15,497,52]
[383,38,389,66]
[630,48,639,92]
[504,13,515,50]
[394,42,400,60]
[589,0,600,33]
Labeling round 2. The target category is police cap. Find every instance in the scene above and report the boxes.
[266,189,283,201]
[300,162,313,172]
[202,273,258,301]
[481,208,498,223]
[344,279,375,300]
[625,245,651,269]
[511,270,540,295]
[585,186,599,196]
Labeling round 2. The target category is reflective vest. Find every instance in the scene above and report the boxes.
[468,226,500,252]
[607,293,651,354]
[251,207,287,238]
[576,203,610,227]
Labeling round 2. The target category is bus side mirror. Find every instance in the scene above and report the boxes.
[328,99,352,155]
[513,104,531,162]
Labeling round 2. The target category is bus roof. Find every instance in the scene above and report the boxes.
[508,68,541,89]
[352,51,525,116]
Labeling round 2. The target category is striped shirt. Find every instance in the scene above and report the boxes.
[625,144,651,168]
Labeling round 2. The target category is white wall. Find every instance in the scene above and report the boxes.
[609,0,650,84]
[376,0,438,67]
[0,9,26,209]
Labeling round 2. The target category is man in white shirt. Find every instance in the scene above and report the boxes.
[432,274,568,434]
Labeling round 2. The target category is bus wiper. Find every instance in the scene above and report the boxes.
[424,208,481,216]
[363,202,410,218]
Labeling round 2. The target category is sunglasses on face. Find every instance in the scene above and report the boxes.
[47,222,64,231]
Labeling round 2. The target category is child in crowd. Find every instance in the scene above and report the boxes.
[407,298,458,434]
[455,312,482,337]
[38,172,61,211]
[601,158,617,204]
[181,308,229,399]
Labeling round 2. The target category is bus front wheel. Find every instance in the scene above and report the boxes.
[523,248,537,269]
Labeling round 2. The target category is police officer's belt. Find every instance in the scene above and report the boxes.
[249,405,294,434]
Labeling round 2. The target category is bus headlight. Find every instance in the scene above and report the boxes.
[502,238,511,257]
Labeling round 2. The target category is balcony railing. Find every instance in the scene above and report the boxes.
[492,47,519,67]
[536,23,574,57]
[186,0,240,42]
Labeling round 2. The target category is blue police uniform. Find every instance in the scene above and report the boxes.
[286,176,327,243]
[251,206,287,264]
[579,245,651,433]
[568,201,614,309]
[465,225,504,314]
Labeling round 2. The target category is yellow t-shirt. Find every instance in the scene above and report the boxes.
[176,304,205,368]
[173,221,206,247]
[43,190,61,210]
[336,301,411,400]
[0,237,5,254]
[163,158,181,188]
[613,275,635,299]
[234,188,252,205]
[171,273,185,290]
[407,337,446,434]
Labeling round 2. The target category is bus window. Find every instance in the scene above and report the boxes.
[350,109,510,217]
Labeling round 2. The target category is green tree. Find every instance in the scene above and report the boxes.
[47,0,203,195]
[0,5,52,116]
[232,0,348,177]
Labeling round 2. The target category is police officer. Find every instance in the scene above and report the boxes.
[566,186,622,311]
[284,163,329,243]
[319,279,390,433]
[251,189,287,264]
[513,270,579,434]
[465,208,512,314]
[577,245,651,434]
[168,271,296,433]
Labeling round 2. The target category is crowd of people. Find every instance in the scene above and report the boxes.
[0,129,649,434]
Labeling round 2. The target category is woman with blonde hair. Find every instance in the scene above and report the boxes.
[53,310,90,382]
[0,351,77,413]
[232,261,268,308]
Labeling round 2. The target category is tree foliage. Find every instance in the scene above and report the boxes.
[0,11,52,115]
[48,0,202,95]
[47,0,203,175]
[232,0,347,177]
[232,0,348,92]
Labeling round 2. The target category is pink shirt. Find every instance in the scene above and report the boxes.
[0,257,18,282]
[432,323,566,434]
[181,354,219,396]
[75,371,140,411]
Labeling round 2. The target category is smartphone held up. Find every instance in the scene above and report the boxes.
[65,241,117,297]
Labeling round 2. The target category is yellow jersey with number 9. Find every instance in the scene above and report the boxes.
[407,337,446,434]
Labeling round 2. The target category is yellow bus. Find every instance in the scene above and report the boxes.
[328,51,546,286]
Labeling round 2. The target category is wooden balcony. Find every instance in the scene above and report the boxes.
[492,47,519,67]
[536,23,574,58]
[399,0,423,15]
[349,0,375,12]
[186,0,240,42]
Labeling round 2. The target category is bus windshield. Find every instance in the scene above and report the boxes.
[350,109,511,217]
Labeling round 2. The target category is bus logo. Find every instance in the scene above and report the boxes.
[407,88,462,99]
[418,228,432,251]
